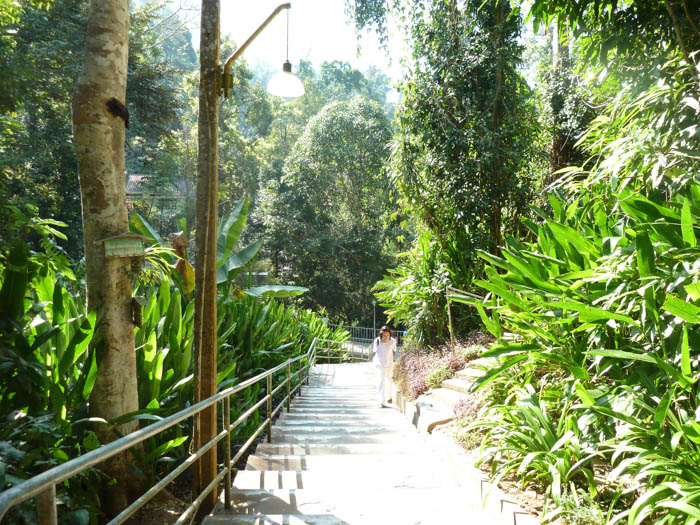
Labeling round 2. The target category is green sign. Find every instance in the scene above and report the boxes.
[104,238,144,258]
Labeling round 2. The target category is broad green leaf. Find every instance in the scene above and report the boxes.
[663,296,700,323]
[542,302,637,326]
[652,389,673,432]
[129,212,165,246]
[685,282,700,301]
[588,349,656,363]
[574,381,596,407]
[0,241,28,319]
[681,198,697,247]
[244,285,308,298]
[635,230,655,277]
[682,326,692,379]
[216,239,263,284]
[217,199,248,263]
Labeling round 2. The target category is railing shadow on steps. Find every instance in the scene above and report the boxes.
[0,337,344,525]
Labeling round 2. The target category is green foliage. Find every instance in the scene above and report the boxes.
[374,231,451,344]
[0,213,100,522]
[263,96,400,323]
[0,205,340,519]
[547,490,606,525]
[0,0,194,258]
[391,0,537,256]
[471,384,596,500]
[528,0,700,79]
[425,365,451,390]
[465,52,700,520]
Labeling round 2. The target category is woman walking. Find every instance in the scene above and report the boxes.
[372,325,396,407]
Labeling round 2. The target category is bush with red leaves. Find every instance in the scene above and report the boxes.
[393,331,489,400]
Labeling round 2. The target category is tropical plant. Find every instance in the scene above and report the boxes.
[471,384,597,501]
[0,214,101,523]
[261,95,399,324]
[457,58,700,519]
[373,231,451,344]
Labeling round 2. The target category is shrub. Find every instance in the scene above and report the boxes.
[393,342,470,399]
[425,365,451,389]
[453,392,482,420]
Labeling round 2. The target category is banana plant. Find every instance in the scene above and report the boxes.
[130,197,307,299]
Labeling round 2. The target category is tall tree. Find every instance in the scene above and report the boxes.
[193,0,219,513]
[262,96,398,323]
[389,0,537,258]
[70,0,139,516]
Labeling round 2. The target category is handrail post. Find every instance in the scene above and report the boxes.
[37,484,57,525]
[286,363,291,412]
[266,375,273,443]
[223,396,231,509]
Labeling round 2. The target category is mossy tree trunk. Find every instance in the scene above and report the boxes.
[71,0,140,516]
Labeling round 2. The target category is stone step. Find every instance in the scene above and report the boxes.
[244,453,435,471]
[231,468,446,490]
[202,514,346,524]
[202,514,350,525]
[205,488,506,524]
[292,392,377,403]
[252,443,415,457]
[290,400,379,408]
[302,386,375,392]
[428,387,466,411]
[276,407,397,415]
[270,425,409,436]
[454,367,485,381]
[269,431,419,445]
[273,417,408,428]
[442,377,473,394]
[302,386,375,390]
[204,510,537,525]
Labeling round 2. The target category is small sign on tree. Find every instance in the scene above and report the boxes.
[95,232,148,258]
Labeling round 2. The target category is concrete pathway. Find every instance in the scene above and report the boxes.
[203,362,536,524]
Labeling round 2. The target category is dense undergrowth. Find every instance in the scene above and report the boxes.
[393,331,489,400]
[446,61,700,523]
[379,32,700,525]
[0,204,348,524]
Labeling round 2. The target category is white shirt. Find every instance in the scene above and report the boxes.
[372,337,396,367]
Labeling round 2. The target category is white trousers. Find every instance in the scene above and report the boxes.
[376,365,393,405]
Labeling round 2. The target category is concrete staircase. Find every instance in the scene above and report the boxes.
[415,358,494,417]
[203,362,534,525]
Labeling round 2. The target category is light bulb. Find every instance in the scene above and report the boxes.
[267,61,305,99]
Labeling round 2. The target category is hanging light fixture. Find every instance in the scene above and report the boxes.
[267,7,304,99]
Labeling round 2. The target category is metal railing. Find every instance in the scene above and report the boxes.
[315,337,372,363]
[328,324,406,348]
[0,338,320,525]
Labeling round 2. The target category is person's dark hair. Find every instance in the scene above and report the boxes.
[379,325,392,336]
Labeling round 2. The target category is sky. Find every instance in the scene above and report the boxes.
[182,0,406,91]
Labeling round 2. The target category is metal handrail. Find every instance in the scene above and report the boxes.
[315,337,370,363]
[328,324,406,348]
[0,337,319,525]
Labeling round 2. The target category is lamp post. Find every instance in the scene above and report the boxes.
[194,1,304,513]
[372,299,377,337]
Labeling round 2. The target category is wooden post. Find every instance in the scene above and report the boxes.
[193,0,219,514]
[286,363,291,412]
[36,485,57,525]
[266,375,273,443]
[224,396,231,509]
[446,287,455,350]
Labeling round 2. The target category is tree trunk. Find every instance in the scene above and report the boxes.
[547,22,572,187]
[490,0,506,255]
[71,0,140,516]
[193,0,219,514]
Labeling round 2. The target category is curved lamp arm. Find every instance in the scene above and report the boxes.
[222,2,291,98]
